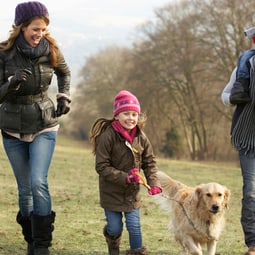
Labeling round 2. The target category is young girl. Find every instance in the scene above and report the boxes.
[90,90,162,255]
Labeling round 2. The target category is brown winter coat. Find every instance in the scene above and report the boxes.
[95,125,160,212]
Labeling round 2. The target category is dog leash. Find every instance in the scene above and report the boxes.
[159,193,217,241]
[134,171,151,190]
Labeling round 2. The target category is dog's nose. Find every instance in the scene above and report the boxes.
[211,204,219,214]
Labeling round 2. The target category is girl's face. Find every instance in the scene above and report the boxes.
[115,111,139,131]
[22,18,47,47]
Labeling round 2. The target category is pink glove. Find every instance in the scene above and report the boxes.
[148,186,162,195]
[126,168,140,184]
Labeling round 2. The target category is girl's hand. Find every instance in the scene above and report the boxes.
[148,186,162,195]
[126,168,140,184]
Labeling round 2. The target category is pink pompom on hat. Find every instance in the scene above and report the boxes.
[113,90,141,116]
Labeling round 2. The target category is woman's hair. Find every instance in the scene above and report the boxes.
[0,16,61,67]
[89,113,147,155]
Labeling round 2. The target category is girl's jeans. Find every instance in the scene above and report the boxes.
[3,131,56,217]
[239,149,255,247]
[104,208,142,250]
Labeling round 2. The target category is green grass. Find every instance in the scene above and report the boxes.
[0,135,247,254]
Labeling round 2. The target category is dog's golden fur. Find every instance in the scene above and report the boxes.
[155,171,231,255]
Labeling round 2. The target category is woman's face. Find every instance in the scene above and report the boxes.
[22,18,47,47]
[115,111,139,131]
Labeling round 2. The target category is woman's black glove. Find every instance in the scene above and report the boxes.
[8,69,32,91]
[56,97,71,117]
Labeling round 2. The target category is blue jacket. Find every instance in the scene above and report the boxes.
[236,49,255,79]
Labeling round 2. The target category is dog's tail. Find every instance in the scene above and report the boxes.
[152,171,187,212]
[157,171,187,198]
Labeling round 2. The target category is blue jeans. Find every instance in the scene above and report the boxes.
[3,131,56,217]
[239,149,255,247]
[104,208,142,250]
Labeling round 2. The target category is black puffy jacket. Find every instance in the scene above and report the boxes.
[0,42,71,134]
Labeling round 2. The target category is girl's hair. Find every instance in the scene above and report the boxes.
[89,113,147,155]
[0,16,61,67]
[89,118,113,155]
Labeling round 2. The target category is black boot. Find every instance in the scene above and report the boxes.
[103,225,121,255]
[32,211,55,255]
[16,211,34,255]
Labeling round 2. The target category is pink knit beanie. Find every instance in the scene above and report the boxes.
[113,90,141,116]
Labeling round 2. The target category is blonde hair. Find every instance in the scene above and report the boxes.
[0,16,61,67]
[89,113,147,155]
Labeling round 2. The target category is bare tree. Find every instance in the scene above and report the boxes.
[67,46,141,139]
[69,0,255,160]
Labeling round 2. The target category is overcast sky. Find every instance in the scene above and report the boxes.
[1,0,172,84]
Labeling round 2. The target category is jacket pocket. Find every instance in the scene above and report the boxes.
[0,103,21,132]
[36,98,57,127]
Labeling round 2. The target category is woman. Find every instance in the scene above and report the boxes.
[0,1,71,255]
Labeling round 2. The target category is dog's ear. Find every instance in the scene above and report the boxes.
[223,188,231,209]
[195,185,202,208]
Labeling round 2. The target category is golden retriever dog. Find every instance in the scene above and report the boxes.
[155,171,231,255]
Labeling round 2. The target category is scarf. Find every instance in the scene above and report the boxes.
[15,33,50,59]
[231,56,255,152]
[111,120,137,144]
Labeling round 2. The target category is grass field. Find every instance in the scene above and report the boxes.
[0,134,247,254]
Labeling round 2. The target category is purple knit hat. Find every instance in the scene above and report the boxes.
[14,1,49,26]
[113,90,141,116]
